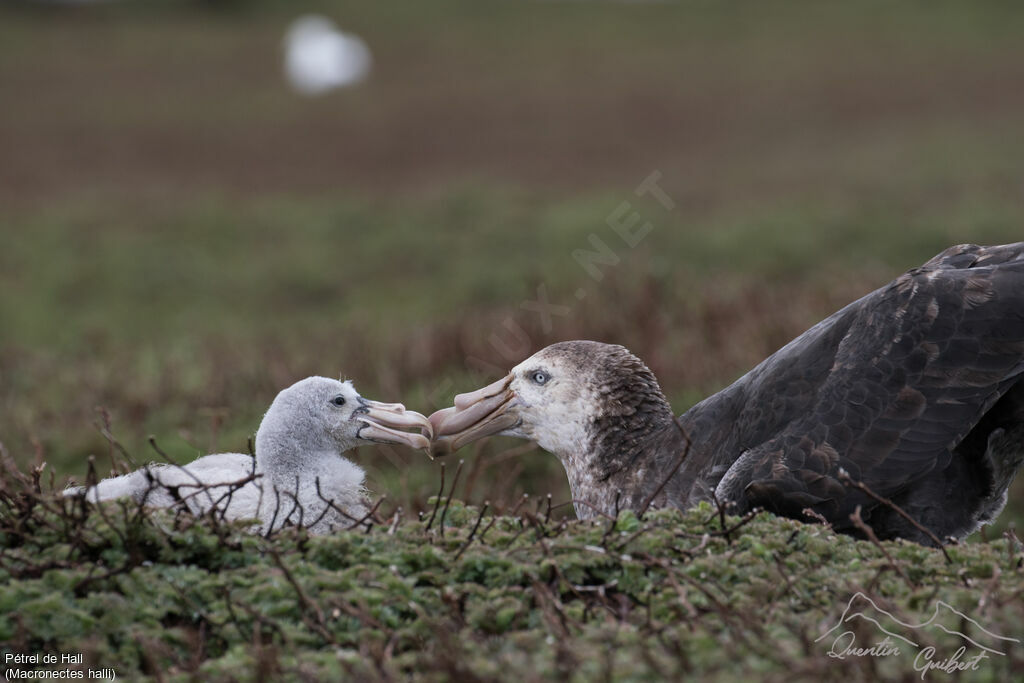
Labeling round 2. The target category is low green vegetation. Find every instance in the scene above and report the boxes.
[1,470,1021,681]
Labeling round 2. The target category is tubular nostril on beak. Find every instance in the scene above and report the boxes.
[454,375,513,411]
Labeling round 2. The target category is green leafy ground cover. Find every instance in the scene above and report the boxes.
[1,466,1022,682]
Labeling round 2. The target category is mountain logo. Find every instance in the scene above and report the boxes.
[815,592,1019,677]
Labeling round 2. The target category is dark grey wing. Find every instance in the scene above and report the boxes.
[714,243,1024,526]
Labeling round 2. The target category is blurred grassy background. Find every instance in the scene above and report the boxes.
[1,1,1022,535]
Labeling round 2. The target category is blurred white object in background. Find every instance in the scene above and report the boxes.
[284,15,372,95]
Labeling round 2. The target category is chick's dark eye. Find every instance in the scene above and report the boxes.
[531,371,550,385]
[330,396,346,406]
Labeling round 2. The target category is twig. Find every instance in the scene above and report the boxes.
[94,409,138,471]
[147,435,180,466]
[639,419,691,518]
[800,507,832,530]
[424,462,445,533]
[438,459,464,538]
[454,502,489,561]
[169,470,260,516]
[849,505,914,587]
[218,585,252,642]
[476,515,499,545]
[268,549,335,644]
[347,496,387,532]
[838,470,951,562]
[599,516,618,549]
[281,476,305,530]
[234,597,290,646]
[204,464,260,522]
[709,490,731,541]
[72,561,135,597]
[313,478,365,527]
[1004,528,1022,566]
[387,507,402,535]
[508,493,530,516]
[0,441,32,488]
[643,554,697,619]
[264,487,282,538]
[678,508,762,540]
[613,523,654,553]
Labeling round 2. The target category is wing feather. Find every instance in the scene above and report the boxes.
[709,243,1024,527]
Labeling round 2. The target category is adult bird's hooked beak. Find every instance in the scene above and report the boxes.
[356,399,433,451]
[428,375,520,456]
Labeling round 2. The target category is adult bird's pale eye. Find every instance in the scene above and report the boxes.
[331,395,347,406]
[531,371,551,385]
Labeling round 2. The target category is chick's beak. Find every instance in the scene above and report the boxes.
[356,400,433,451]
[428,375,519,456]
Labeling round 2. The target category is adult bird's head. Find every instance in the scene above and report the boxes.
[429,341,676,480]
[257,377,432,463]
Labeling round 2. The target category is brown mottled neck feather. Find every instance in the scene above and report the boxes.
[546,342,682,517]
[588,347,676,480]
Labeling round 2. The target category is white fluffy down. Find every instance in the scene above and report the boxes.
[66,377,370,535]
